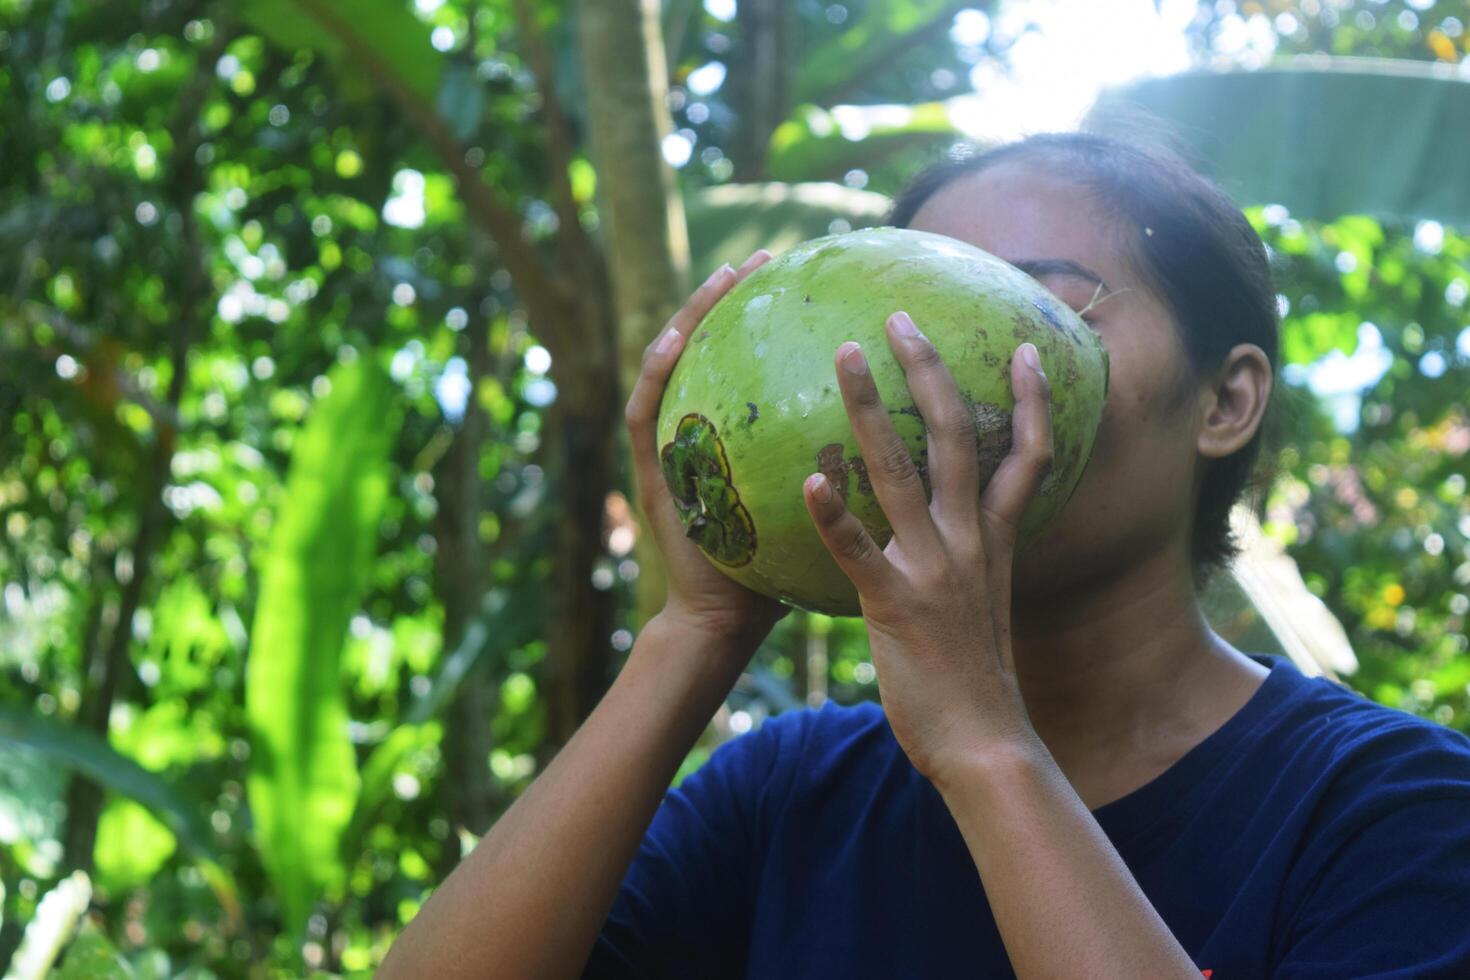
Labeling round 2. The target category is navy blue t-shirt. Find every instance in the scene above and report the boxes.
[586,654,1470,978]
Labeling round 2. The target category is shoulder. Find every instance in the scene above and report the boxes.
[772,697,895,762]
[1263,663,1470,894]
[1271,663,1470,800]
[714,697,891,774]
[669,699,896,855]
[694,698,900,809]
[1265,671,1470,969]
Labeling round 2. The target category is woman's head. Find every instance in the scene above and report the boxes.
[887,132,1280,593]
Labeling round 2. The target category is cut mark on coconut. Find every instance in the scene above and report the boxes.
[746,401,759,425]
[816,442,850,498]
[885,400,1010,491]
[816,443,876,499]
[969,399,1013,483]
[660,413,757,567]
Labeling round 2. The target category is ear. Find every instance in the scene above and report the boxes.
[1197,343,1273,459]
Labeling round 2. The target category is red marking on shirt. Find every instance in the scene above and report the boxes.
[1201,971,1213,978]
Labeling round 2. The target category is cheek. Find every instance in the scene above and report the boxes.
[1088,388,1195,480]
[1011,396,1195,599]
[1043,359,1196,519]
[1089,336,1194,448]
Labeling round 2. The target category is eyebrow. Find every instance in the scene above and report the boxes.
[1010,258,1108,290]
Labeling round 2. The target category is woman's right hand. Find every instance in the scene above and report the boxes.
[625,249,793,647]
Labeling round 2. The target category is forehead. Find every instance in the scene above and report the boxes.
[906,163,1130,288]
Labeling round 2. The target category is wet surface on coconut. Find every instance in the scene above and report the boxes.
[1031,295,1079,341]
[660,414,756,567]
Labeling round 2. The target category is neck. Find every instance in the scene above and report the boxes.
[1009,543,1250,770]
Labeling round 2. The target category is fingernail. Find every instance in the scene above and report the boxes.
[655,327,681,354]
[840,342,868,376]
[703,263,733,288]
[1021,343,1044,375]
[889,311,920,338]
[741,249,770,270]
[806,473,831,502]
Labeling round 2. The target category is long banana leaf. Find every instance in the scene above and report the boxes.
[1090,57,1470,226]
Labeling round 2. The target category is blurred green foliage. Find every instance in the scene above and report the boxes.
[0,0,1467,976]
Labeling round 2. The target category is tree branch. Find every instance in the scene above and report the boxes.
[803,2,974,108]
[63,12,229,872]
[662,0,700,82]
[295,0,576,351]
[11,301,187,434]
[511,0,606,292]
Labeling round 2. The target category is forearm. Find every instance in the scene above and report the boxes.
[936,740,1201,979]
[380,613,758,980]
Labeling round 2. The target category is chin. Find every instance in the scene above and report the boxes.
[1011,521,1101,603]
[1010,495,1190,607]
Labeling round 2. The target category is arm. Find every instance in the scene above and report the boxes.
[798,316,1199,976]
[383,248,785,978]
[935,739,1202,978]
[379,612,757,980]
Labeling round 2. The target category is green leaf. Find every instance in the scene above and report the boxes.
[569,158,597,205]
[340,721,440,862]
[146,578,233,692]
[766,102,960,184]
[1282,311,1361,366]
[0,744,66,877]
[93,798,176,892]
[54,920,136,979]
[0,707,218,862]
[245,357,400,938]
[794,1,971,107]
[402,584,544,727]
[1090,59,1470,226]
[436,62,483,142]
[243,0,443,108]
[111,699,222,773]
[685,181,894,284]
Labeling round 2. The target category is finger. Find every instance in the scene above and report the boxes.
[624,249,774,522]
[883,310,982,541]
[981,343,1055,543]
[663,249,770,341]
[834,341,941,551]
[803,472,898,596]
[625,262,737,508]
[733,247,772,283]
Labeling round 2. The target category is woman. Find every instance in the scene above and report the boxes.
[383,134,1470,977]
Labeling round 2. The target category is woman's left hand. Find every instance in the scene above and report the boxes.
[802,310,1054,790]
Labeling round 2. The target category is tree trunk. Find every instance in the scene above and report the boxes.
[577,0,691,633]
[61,27,221,867]
[433,301,501,844]
[537,289,623,766]
[729,0,796,182]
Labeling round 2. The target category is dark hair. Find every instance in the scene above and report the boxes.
[887,132,1283,588]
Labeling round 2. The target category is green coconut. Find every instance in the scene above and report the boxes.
[657,226,1109,617]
